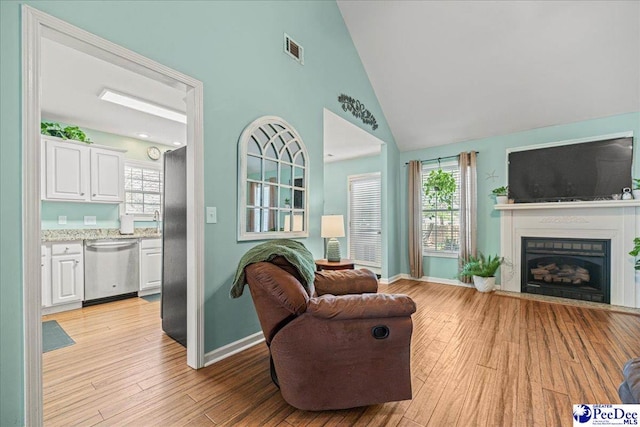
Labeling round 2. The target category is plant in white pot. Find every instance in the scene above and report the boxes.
[633,179,640,200]
[491,186,508,204]
[460,253,504,292]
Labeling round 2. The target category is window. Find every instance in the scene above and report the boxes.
[238,116,309,240]
[124,160,163,218]
[422,160,460,256]
[348,173,382,267]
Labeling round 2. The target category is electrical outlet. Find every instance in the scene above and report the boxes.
[84,216,97,225]
[206,207,217,224]
[58,216,67,225]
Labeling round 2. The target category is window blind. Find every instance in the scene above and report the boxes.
[348,173,382,267]
[124,161,163,217]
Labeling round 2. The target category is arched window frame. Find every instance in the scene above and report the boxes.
[238,116,309,241]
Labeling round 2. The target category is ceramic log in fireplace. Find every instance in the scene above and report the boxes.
[521,237,611,303]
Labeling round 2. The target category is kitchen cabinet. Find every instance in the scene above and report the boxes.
[50,242,84,305]
[140,238,162,292]
[41,244,51,308]
[42,137,125,203]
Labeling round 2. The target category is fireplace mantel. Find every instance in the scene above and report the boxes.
[495,200,640,211]
[497,203,640,308]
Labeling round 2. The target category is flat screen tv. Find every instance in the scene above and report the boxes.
[508,136,634,203]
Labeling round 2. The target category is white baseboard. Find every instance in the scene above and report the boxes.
[397,273,501,290]
[41,302,82,315]
[379,274,402,285]
[204,331,265,367]
[138,288,160,297]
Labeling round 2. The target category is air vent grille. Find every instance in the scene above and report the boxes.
[284,33,304,65]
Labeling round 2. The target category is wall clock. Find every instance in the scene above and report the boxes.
[147,146,161,160]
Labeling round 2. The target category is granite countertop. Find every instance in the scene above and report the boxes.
[42,228,162,242]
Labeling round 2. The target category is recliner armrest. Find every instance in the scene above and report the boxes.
[307,293,416,320]
[314,269,378,296]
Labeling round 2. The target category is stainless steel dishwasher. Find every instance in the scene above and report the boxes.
[84,239,139,304]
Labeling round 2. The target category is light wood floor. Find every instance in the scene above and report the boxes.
[42,280,640,426]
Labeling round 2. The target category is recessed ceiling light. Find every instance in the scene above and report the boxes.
[99,89,187,124]
[172,141,182,146]
[138,133,150,138]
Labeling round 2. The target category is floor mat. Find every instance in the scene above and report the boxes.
[141,293,161,302]
[42,320,75,353]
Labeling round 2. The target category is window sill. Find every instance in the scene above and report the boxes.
[422,251,458,259]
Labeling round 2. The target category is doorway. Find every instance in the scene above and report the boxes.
[22,6,204,425]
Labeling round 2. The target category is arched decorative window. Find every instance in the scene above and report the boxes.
[238,116,309,241]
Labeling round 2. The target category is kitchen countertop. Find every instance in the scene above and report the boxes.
[42,228,162,242]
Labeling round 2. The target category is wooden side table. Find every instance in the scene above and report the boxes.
[315,259,355,271]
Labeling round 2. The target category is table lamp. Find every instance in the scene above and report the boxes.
[321,215,345,262]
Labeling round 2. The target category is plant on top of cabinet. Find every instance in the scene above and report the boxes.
[41,121,92,143]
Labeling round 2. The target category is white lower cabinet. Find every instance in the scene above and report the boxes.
[41,244,51,308]
[50,242,84,305]
[140,238,162,292]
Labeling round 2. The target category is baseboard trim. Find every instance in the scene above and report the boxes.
[379,274,402,285]
[397,274,501,290]
[204,331,265,367]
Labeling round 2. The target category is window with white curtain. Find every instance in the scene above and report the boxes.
[348,172,382,267]
[422,160,461,256]
[124,160,163,218]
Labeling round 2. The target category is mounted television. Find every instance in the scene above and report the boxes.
[508,136,634,203]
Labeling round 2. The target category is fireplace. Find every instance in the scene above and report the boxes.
[521,237,611,303]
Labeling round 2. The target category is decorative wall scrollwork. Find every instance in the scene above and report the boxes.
[338,94,378,130]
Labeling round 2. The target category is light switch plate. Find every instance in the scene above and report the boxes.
[206,207,217,224]
[58,216,67,225]
[84,216,97,225]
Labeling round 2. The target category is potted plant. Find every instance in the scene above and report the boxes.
[459,253,504,292]
[632,179,640,200]
[629,237,640,270]
[41,121,92,143]
[491,186,508,204]
[423,168,456,210]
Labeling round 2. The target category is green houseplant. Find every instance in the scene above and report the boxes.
[632,179,640,200]
[491,186,508,204]
[629,238,640,270]
[460,253,504,292]
[41,121,92,143]
[423,168,456,210]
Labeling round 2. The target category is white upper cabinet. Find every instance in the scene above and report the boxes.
[90,147,124,202]
[42,136,125,203]
[45,138,89,201]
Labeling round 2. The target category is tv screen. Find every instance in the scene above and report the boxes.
[508,137,633,203]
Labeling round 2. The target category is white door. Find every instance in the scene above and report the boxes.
[140,249,162,290]
[348,172,382,268]
[90,147,124,202]
[45,139,89,201]
[41,245,51,308]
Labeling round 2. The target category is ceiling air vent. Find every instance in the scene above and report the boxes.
[284,33,304,65]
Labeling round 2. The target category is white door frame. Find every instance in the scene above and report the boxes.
[22,6,205,425]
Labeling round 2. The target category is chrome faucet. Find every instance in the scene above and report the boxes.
[153,210,161,233]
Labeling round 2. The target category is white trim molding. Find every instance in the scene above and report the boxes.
[204,332,265,367]
[22,5,205,425]
[378,274,402,285]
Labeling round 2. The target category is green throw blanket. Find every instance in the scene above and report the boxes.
[230,239,316,298]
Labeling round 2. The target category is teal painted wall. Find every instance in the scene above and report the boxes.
[40,125,168,230]
[0,1,397,424]
[399,112,640,280]
[323,153,381,262]
[384,142,401,278]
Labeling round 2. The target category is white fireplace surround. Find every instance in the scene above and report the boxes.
[497,200,640,308]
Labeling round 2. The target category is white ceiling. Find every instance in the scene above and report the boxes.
[323,108,384,163]
[41,37,187,147]
[338,1,640,151]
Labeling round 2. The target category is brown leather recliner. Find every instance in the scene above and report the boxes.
[245,257,417,411]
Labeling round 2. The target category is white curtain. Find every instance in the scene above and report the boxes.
[408,160,423,278]
[458,151,478,283]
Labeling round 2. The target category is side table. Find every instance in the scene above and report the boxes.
[315,259,355,271]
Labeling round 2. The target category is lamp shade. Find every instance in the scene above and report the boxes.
[321,215,345,238]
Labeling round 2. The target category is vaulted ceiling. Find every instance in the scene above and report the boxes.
[338,0,640,151]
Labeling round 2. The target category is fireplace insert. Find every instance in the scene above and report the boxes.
[521,237,610,303]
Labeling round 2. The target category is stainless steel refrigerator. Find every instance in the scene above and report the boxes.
[161,146,187,347]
